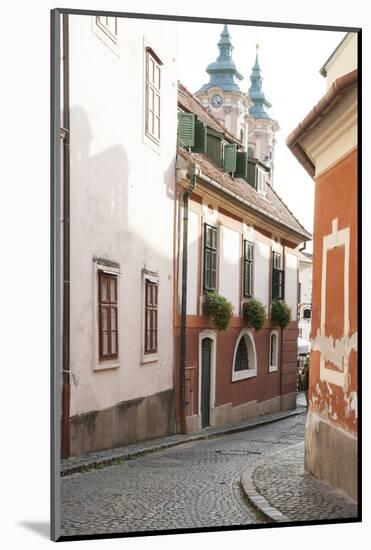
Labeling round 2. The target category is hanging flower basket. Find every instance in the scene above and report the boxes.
[203,292,233,331]
[271,299,291,329]
[243,298,266,332]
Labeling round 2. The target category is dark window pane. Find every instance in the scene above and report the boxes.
[235,338,249,371]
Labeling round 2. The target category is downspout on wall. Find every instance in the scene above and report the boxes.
[61,13,71,459]
[179,162,198,433]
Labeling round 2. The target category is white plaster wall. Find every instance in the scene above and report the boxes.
[285,252,298,321]
[299,261,312,305]
[298,260,312,341]
[68,15,178,415]
[325,33,357,89]
[254,240,270,308]
[219,225,240,313]
[187,210,199,315]
[301,86,357,179]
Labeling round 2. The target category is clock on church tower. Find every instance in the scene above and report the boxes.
[211,93,223,108]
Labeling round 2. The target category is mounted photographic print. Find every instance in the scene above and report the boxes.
[51,8,361,542]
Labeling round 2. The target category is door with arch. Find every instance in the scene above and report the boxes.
[201,337,213,428]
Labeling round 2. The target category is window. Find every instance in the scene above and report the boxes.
[98,271,118,360]
[243,240,254,298]
[303,308,311,320]
[145,48,162,143]
[207,133,223,166]
[256,166,266,194]
[96,16,118,43]
[269,331,279,372]
[272,251,284,300]
[232,329,257,381]
[203,224,217,291]
[235,338,249,371]
[145,279,158,354]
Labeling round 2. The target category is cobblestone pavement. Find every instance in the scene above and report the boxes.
[61,414,306,537]
[249,442,357,522]
[61,404,306,476]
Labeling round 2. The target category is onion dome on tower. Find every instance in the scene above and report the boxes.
[197,25,244,93]
[248,44,272,119]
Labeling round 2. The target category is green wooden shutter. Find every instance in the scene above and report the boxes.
[223,143,237,173]
[178,112,195,147]
[235,151,248,179]
[248,160,257,188]
[191,118,207,153]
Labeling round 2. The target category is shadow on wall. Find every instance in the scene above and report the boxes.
[65,106,178,454]
[70,106,130,256]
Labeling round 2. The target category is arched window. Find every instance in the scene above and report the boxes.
[232,329,257,381]
[269,331,279,373]
[303,308,311,320]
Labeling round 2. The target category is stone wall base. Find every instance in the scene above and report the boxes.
[186,393,296,432]
[70,388,175,456]
[305,411,357,501]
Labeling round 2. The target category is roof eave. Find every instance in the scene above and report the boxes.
[286,69,358,177]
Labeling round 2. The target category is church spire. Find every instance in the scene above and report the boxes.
[197,25,243,93]
[248,44,272,119]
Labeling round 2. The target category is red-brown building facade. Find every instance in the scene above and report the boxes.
[287,33,358,499]
[175,82,310,433]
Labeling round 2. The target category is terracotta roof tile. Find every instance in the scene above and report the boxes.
[178,147,311,240]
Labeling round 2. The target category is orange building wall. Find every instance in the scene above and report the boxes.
[309,148,357,435]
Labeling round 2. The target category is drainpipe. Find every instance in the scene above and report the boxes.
[179,162,199,434]
[280,327,284,411]
[61,13,71,459]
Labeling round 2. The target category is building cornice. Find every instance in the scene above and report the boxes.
[286,69,358,178]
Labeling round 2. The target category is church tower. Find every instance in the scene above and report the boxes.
[195,25,251,150]
[247,45,279,186]
[195,26,280,187]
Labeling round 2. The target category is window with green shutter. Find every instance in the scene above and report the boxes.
[207,133,222,166]
[272,251,284,300]
[243,240,254,298]
[191,118,207,153]
[203,224,217,291]
[236,151,248,180]
[177,112,195,148]
[223,143,237,173]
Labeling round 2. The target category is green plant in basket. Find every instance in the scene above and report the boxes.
[271,299,291,329]
[243,298,266,332]
[203,291,233,331]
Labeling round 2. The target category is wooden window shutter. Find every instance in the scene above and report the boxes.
[191,118,207,153]
[235,151,248,179]
[178,112,195,148]
[223,143,237,173]
[247,160,257,189]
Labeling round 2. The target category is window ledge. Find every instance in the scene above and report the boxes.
[94,361,120,372]
[232,369,257,382]
[269,365,278,373]
[141,353,159,365]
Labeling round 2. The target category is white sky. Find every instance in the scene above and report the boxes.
[175,22,346,249]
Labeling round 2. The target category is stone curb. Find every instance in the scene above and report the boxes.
[240,444,304,523]
[61,408,306,477]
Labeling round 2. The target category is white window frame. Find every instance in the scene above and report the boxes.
[142,37,163,154]
[93,259,121,371]
[91,16,120,56]
[141,269,160,364]
[232,328,257,381]
[256,166,267,195]
[269,330,279,373]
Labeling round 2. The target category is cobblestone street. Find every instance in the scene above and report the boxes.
[61,414,307,536]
